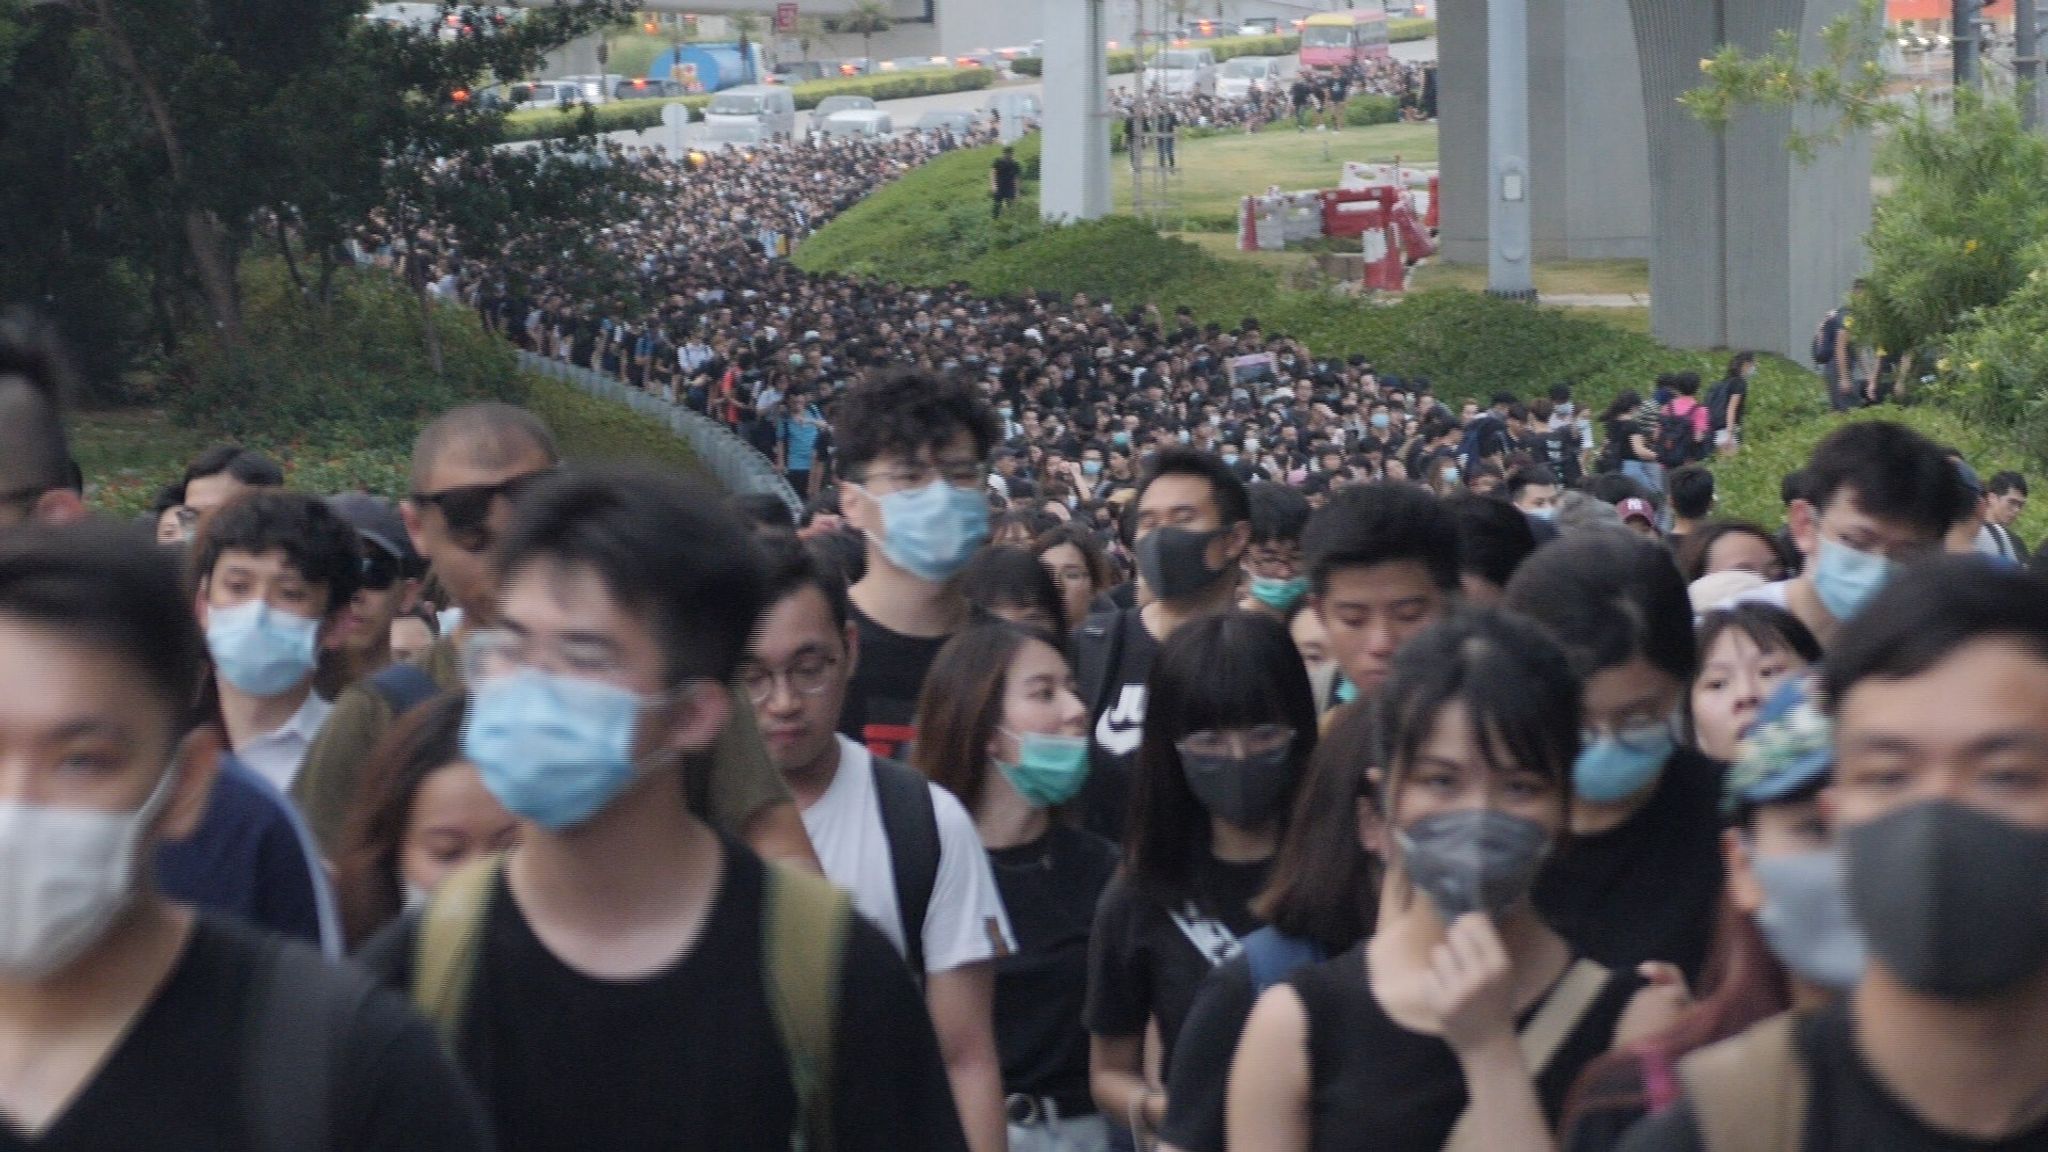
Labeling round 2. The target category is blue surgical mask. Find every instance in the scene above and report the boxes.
[1573,721,1674,803]
[1370,412,1391,430]
[997,729,1092,808]
[1442,466,1462,486]
[1082,459,1104,477]
[1112,431,1132,448]
[1222,453,1240,467]
[1249,574,1309,612]
[464,669,654,831]
[1335,676,1359,704]
[1752,848,1866,992]
[206,600,319,697]
[1812,535,1899,623]
[866,479,990,583]
[1529,506,1557,522]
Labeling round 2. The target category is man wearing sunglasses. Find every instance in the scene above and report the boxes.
[293,404,816,876]
[322,493,425,697]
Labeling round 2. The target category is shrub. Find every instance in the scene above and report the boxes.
[1346,94,1401,127]
[173,261,524,453]
[502,69,997,141]
[502,100,684,142]
[1390,18,1436,42]
[1012,34,1299,77]
[1925,255,2048,459]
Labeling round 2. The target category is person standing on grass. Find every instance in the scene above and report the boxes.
[992,146,1022,218]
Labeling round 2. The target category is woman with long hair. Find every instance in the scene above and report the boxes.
[1600,390,1662,497]
[915,622,1118,1152]
[1559,677,1859,1150]
[332,690,518,950]
[1087,611,1319,1146]
[1228,611,1666,1151]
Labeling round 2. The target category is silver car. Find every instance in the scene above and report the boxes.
[1146,49,1217,96]
[1216,56,1282,101]
[810,94,878,133]
[702,85,797,142]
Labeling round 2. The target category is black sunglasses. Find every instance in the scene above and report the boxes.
[359,546,407,591]
[410,468,556,553]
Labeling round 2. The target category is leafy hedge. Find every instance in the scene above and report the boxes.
[1390,18,1436,42]
[1011,34,1300,77]
[502,68,997,141]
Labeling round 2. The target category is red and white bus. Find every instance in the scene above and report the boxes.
[1298,6,1392,72]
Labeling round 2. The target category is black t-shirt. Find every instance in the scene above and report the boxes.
[993,157,1021,197]
[1533,747,1725,983]
[1615,1004,2048,1152]
[0,916,487,1152]
[1085,852,1271,1066]
[1708,374,1748,431]
[359,842,967,1152]
[839,604,951,761]
[990,823,1121,1111]
[1289,943,1644,1152]
[1075,608,1161,843]
[1160,954,1260,1152]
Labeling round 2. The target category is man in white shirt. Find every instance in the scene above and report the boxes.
[190,490,361,793]
[743,533,1013,1152]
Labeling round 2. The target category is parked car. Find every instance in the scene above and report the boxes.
[985,91,1042,125]
[820,109,895,139]
[772,60,831,84]
[1146,48,1217,95]
[1237,16,1281,36]
[913,109,979,138]
[810,94,878,133]
[702,85,797,142]
[1216,55,1283,100]
[613,77,685,100]
[505,81,590,110]
[884,55,949,73]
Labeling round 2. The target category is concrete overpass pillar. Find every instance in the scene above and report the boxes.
[1438,0,1652,265]
[1041,0,1111,222]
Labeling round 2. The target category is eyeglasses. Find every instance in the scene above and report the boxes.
[1582,714,1680,754]
[410,468,557,554]
[854,458,989,492]
[463,628,635,690]
[740,653,842,705]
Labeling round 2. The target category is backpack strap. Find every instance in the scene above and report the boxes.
[1676,1012,1807,1152]
[871,755,940,980]
[368,662,442,720]
[1242,927,1326,995]
[411,854,504,1049]
[1441,958,1611,1152]
[764,861,854,1152]
[244,933,376,1152]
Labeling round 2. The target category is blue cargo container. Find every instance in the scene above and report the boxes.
[645,43,764,93]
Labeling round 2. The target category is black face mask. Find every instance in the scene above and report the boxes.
[1179,741,1298,829]
[1396,810,1551,920]
[1844,800,2048,999]
[1136,525,1234,602]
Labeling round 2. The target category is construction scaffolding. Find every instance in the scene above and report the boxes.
[1123,0,1181,225]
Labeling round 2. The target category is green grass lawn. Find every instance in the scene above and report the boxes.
[1409,259,1650,297]
[1116,121,1440,226]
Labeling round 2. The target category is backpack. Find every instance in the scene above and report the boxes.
[1542,426,1584,485]
[1652,402,1702,468]
[1456,413,1504,471]
[1676,1013,1808,1152]
[1812,309,1842,365]
[413,856,853,1152]
[870,755,941,980]
[241,932,380,1152]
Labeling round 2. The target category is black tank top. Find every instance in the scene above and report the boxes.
[1289,941,1643,1152]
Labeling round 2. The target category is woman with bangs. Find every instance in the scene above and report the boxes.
[1685,604,1818,767]
[1086,612,1319,1146]
[1227,611,1669,1152]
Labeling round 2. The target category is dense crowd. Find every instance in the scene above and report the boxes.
[2,41,2048,1152]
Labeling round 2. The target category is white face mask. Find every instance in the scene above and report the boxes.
[0,768,177,981]
[402,880,432,913]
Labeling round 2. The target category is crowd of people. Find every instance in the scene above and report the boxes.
[5,292,2048,1152]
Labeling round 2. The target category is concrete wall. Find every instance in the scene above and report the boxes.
[1440,0,1651,265]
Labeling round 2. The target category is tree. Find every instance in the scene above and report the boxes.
[1680,0,1897,163]
[839,0,891,69]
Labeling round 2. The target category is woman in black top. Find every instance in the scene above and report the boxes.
[1599,390,1660,494]
[1503,531,1724,985]
[1086,612,1318,1145]
[914,623,1119,1151]
[1228,611,1665,1152]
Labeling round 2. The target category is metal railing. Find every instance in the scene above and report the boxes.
[518,350,802,520]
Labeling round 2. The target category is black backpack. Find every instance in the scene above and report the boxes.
[1812,309,1842,365]
[871,755,941,981]
[1652,406,1701,468]
[241,931,381,1152]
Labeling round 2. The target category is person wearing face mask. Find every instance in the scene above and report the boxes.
[1619,559,2048,1152]
[915,623,1119,1152]
[1509,465,1563,524]
[1505,531,1723,985]
[0,522,492,1150]
[1730,422,1967,650]
[1072,449,1253,843]
[156,492,359,954]
[1088,612,1317,1150]
[1239,482,1313,620]
[745,535,1016,1152]
[332,691,518,951]
[1686,606,1818,767]
[835,370,1001,762]
[1561,675,1863,1151]
[360,467,970,1152]
[1229,611,1668,1152]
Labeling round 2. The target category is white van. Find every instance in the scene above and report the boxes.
[1148,48,1217,96]
[703,85,797,142]
[1216,56,1283,101]
[820,109,895,139]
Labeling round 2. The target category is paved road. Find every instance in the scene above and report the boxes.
[598,37,1436,150]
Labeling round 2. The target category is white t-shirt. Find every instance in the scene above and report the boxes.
[802,735,1016,974]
